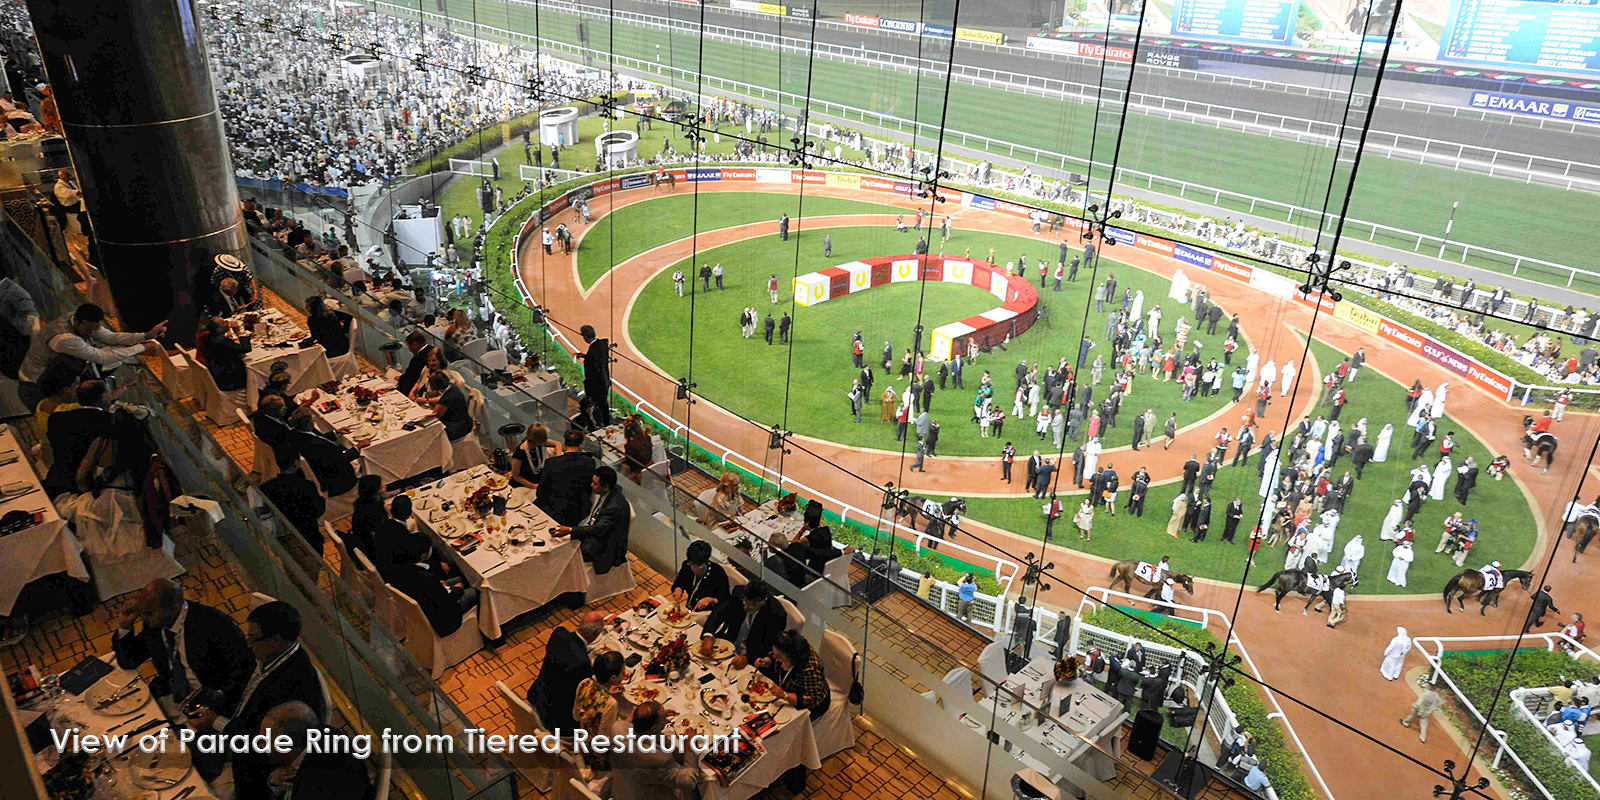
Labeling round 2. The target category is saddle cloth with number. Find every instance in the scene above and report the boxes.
[1135,562,1163,583]
[1306,573,1331,593]
[1481,569,1504,591]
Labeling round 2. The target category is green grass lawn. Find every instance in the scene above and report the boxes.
[962,337,1537,595]
[575,193,903,288]
[436,112,869,257]
[628,224,1249,456]
[416,0,1600,285]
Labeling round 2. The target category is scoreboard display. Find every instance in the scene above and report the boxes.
[1439,0,1600,75]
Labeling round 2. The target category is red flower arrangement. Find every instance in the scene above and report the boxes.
[775,493,799,514]
[351,386,378,404]
[1054,654,1082,683]
[650,634,691,676]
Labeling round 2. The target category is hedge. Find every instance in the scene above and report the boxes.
[1083,607,1317,800]
[1439,648,1598,798]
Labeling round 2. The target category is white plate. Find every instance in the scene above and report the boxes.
[129,748,192,789]
[84,678,149,716]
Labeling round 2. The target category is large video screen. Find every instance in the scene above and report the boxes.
[1170,0,1302,45]
[1439,0,1600,74]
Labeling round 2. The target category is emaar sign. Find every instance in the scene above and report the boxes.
[1468,91,1600,121]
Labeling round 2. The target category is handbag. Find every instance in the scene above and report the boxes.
[848,653,864,705]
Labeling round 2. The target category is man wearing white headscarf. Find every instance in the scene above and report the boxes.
[1260,358,1276,389]
[1308,520,1335,566]
[1340,535,1366,574]
[1433,383,1449,419]
[1380,627,1412,680]
[1279,360,1296,396]
[1380,500,1405,540]
[1245,350,1260,384]
[1430,455,1453,501]
[1387,541,1414,587]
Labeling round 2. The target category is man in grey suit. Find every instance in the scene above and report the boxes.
[609,701,703,800]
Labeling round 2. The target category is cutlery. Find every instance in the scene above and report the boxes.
[171,785,198,800]
[106,713,147,732]
[143,775,183,787]
[96,678,143,708]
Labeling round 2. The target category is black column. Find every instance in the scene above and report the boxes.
[25,0,244,343]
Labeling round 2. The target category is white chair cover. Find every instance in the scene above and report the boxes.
[778,597,805,632]
[978,642,1010,687]
[178,347,245,425]
[495,680,560,792]
[815,630,858,758]
[236,409,278,480]
[387,584,483,679]
[156,348,192,400]
[582,557,636,603]
[327,316,361,379]
[352,548,404,640]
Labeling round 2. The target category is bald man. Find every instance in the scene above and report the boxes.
[528,611,610,732]
[206,276,255,317]
[260,701,374,800]
[112,579,253,708]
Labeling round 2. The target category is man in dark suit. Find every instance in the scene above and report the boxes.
[395,331,434,396]
[1181,456,1200,496]
[261,452,327,552]
[372,495,440,573]
[1034,458,1055,499]
[1233,427,1255,467]
[259,701,376,800]
[199,317,252,392]
[554,466,630,575]
[1071,444,1085,488]
[1453,456,1480,505]
[204,277,254,318]
[112,579,253,708]
[1190,498,1213,542]
[380,557,478,638]
[537,428,596,526]
[193,602,326,800]
[1222,498,1244,543]
[286,416,359,498]
[700,580,786,667]
[1130,411,1145,450]
[1351,440,1376,479]
[579,324,612,426]
[528,612,607,731]
[671,540,731,611]
[1025,451,1042,494]
[250,395,298,464]
[43,379,119,496]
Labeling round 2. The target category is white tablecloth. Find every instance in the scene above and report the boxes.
[411,465,589,638]
[29,655,216,799]
[0,425,84,616]
[611,601,822,800]
[300,376,452,485]
[991,656,1126,794]
[239,309,334,410]
[731,501,807,545]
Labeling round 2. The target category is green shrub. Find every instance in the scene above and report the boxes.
[1439,649,1598,797]
[1082,608,1317,800]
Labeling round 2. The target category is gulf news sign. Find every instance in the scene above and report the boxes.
[842,12,1004,44]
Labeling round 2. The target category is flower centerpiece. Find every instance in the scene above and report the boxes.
[650,634,691,677]
[241,313,260,328]
[351,385,378,406]
[1054,654,1082,684]
[775,493,799,515]
[465,485,495,518]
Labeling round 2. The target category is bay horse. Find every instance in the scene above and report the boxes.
[1522,430,1557,474]
[895,496,965,533]
[1107,559,1195,596]
[1254,561,1354,611]
[1573,512,1600,563]
[653,171,677,193]
[1443,568,1533,614]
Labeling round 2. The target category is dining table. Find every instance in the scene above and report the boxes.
[606,597,823,800]
[26,655,218,800]
[298,375,453,485]
[409,464,590,638]
[230,307,334,410]
[0,424,85,617]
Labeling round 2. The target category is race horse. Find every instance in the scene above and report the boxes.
[1522,429,1557,474]
[1443,568,1533,614]
[653,170,677,193]
[894,496,965,533]
[1254,561,1358,612]
[1107,560,1195,597]
[1573,511,1600,563]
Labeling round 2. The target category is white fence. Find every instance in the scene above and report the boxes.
[1508,686,1600,797]
[1412,631,1600,800]
[371,0,1600,291]
[1073,586,1332,799]
[447,158,496,177]
[518,164,588,185]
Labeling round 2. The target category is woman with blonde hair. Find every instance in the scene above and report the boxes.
[408,347,450,403]
[510,423,554,488]
[445,307,474,345]
[696,471,743,527]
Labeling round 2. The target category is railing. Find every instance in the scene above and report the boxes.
[369,0,1600,291]
[1073,586,1333,800]
[1507,686,1600,797]
[1076,585,1236,638]
[1411,632,1598,800]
